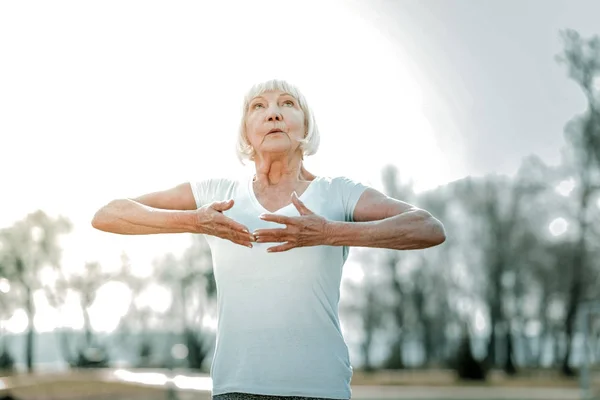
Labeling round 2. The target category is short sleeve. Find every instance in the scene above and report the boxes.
[334,176,369,222]
[190,179,210,209]
[189,178,237,209]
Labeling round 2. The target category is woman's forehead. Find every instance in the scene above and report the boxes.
[250,90,294,100]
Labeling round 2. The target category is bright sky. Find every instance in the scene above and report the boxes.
[1,1,462,333]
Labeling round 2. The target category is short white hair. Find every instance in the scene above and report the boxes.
[236,79,320,164]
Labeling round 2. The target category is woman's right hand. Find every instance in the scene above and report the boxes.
[196,199,255,247]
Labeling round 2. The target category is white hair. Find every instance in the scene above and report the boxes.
[235,79,320,164]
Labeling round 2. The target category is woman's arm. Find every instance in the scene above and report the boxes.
[92,182,255,247]
[91,183,199,235]
[325,188,446,250]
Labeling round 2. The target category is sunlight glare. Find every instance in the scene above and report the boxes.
[5,309,28,334]
[171,344,189,360]
[173,375,213,391]
[33,290,60,332]
[113,369,168,386]
[202,314,218,331]
[135,283,172,314]
[57,291,85,330]
[39,265,58,287]
[555,178,575,196]
[342,262,364,284]
[549,217,568,236]
[89,281,132,332]
[474,309,487,334]
[1,0,457,335]
[0,278,10,294]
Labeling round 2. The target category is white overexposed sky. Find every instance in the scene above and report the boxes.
[0,2,453,269]
[0,0,455,332]
[1,0,596,333]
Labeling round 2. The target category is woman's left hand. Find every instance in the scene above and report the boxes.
[252,192,330,252]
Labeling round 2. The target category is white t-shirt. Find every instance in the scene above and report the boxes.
[190,174,368,399]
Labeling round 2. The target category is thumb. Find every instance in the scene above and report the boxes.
[291,192,311,215]
[212,199,234,211]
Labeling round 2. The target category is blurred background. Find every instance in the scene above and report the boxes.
[1,0,600,399]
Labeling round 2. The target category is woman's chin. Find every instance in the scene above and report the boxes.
[261,144,293,154]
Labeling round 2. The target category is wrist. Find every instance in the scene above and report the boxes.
[172,209,204,234]
[323,220,346,246]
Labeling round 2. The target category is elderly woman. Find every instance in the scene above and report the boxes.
[92,79,445,400]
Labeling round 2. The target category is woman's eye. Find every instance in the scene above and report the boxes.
[283,100,294,106]
[253,103,264,109]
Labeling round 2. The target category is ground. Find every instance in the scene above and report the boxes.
[0,369,589,400]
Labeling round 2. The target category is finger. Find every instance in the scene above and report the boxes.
[252,228,291,243]
[211,199,234,212]
[223,217,251,234]
[291,192,313,215]
[259,213,294,225]
[255,234,290,243]
[230,232,255,247]
[252,228,287,237]
[212,212,249,234]
[267,242,296,253]
[233,230,256,243]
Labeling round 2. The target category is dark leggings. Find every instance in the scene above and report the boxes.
[212,393,348,400]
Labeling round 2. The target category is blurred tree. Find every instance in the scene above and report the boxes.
[340,248,387,371]
[155,234,215,370]
[46,260,115,367]
[454,166,545,375]
[0,341,15,374]
[113,253,156,367]
[556,29,600,376]
[69,261,114,348]
[414,185,456,366]
[454,323,487,381]
[0,211,71,372]
[379,164,416,369]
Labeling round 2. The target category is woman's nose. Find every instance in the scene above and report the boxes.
[266,107,283,121]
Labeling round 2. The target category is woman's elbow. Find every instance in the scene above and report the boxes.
[419,212,446,247]
[427,217,446,246]
[91,208,109,231]
[91,200,120,231]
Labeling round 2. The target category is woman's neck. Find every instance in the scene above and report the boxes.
[253,153,311,187]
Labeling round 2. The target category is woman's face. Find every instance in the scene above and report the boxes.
[245,90,305,159]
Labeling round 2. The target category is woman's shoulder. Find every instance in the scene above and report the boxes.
[316,175,366,187]
[189,175,248,207]
[190,174,246,185]
[189,175,247,195]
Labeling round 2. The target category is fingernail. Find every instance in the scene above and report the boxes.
[243,229,249,233]
[292,191,297,197]
[247,244,253,248]
[259,214,266,219]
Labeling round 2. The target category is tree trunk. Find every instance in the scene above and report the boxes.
[57,329,75,366]
[25,285,35,373]
[423,317,436,366]
[562,186,591,376]
[361,330,374,371]
[486,264,503,367]
[503,327,517,375]
[384,339,404,369]
[83,308,93,346]
[385,254,405,369]
[562,275,581,376]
